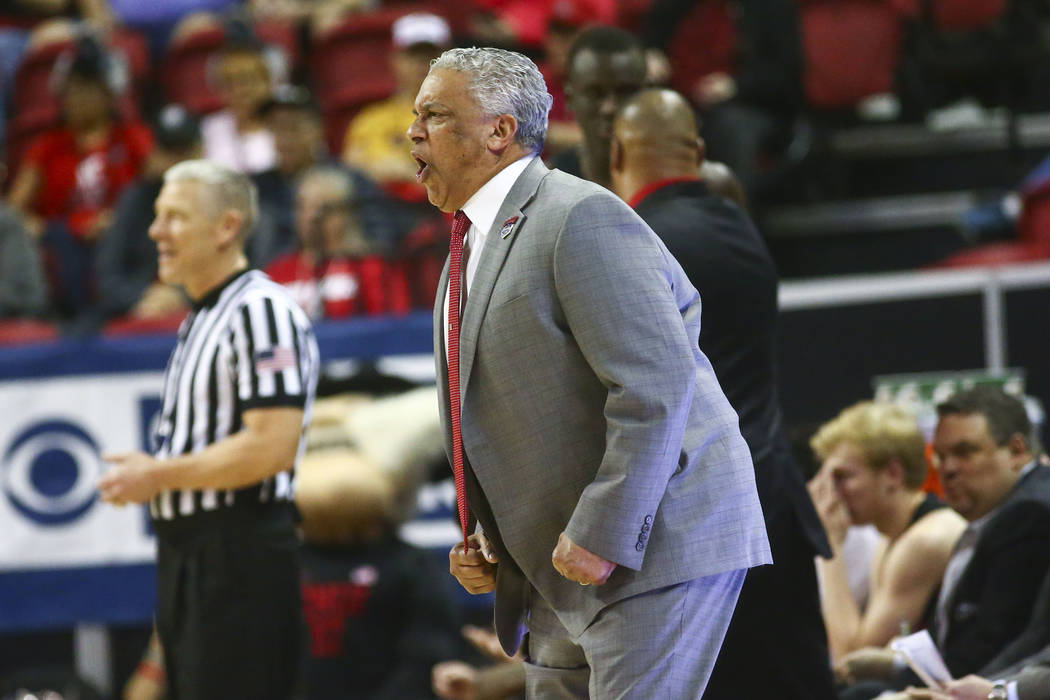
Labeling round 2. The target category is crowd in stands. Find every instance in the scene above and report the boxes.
[5,3,1050,697]
[1,0,1048,334]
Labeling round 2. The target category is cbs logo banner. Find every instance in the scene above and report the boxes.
[0,372,164,572]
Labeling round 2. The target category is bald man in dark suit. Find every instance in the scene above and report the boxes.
[610,88,837,700]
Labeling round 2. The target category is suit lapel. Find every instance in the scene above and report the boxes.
[459,158,548,397]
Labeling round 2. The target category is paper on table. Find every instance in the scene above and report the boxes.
[890,630,953,688]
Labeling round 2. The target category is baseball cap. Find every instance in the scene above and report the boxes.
[154,104,200,150]
[392,13,451,49]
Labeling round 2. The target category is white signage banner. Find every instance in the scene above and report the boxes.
[0,371,163,571]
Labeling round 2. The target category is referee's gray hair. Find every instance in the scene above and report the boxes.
[430,47,553,153]
[164,159,259,236]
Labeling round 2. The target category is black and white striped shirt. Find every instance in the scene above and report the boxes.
[150,269,320,522]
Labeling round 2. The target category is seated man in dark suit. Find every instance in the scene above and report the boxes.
[839,387,1050,698]
[895,566,1050,699]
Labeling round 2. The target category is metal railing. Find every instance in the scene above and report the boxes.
[779,261,1050,373]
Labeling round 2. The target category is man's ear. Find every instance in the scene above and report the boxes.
[883,457,907,490]
[216,209,245,251]
[488,113,519,152]
[1008,432,1030,459]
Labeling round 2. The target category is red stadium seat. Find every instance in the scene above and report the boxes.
[13,40,74,116]
[311,11,399,112]
[801,0,904,110]
[161,27,227,114]
[13,31,149,117]
[103,312,188,336]
[322,82,397,155]
[932,241,1050,267]
[0,319,59,345]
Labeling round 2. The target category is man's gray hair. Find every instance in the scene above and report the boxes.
[431,47,553,153]
[164,159,259,235]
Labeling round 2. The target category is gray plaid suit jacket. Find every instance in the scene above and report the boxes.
[433,158,771,655]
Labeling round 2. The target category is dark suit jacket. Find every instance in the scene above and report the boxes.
[940,465,1050,676]
[982,567,1050,678]
[634,179,829,558]
[635,179,836,699]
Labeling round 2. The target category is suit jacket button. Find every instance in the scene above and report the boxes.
[635,542,645,551]
[641,523,651,533]
[644,515,653,525]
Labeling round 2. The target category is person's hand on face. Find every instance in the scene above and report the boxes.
[809,468,851,550]
[449,532,499,594]
[551,531,616,586]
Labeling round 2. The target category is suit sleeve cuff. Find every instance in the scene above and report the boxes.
[564,505,649,571]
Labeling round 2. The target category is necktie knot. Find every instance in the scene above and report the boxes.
[452,211,471,240]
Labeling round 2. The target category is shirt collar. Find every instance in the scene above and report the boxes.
[461,155,536,238]
[628,175,702,209]
[192,268,250,310]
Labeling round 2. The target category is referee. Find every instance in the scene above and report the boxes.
[99,160,319,699]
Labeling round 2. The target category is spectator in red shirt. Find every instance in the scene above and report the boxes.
[266,166,412,320]
[7,36,151,316]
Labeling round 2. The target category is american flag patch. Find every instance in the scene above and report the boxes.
[255,346,297,372]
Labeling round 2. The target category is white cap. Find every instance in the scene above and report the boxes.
[392,13,451,49]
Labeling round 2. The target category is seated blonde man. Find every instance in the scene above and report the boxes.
[809,401,966,661]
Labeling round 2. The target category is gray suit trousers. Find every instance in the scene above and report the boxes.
[523,569,747,699]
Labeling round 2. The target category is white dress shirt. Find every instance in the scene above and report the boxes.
[442,155,536,359]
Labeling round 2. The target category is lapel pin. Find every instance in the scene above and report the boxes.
[499,216,519,239]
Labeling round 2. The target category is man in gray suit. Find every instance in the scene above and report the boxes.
[409,47,771,698]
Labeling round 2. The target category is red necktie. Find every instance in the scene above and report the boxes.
[447,211,471,551]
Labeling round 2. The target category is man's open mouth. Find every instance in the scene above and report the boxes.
[414,156,429,181]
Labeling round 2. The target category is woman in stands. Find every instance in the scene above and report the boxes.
[808,401,966,661]
[7,35,151,317]
[200,36,277,174]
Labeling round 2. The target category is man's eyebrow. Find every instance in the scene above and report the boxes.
[417,101,450,114]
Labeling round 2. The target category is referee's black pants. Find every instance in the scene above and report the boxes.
[155,506,302,700]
